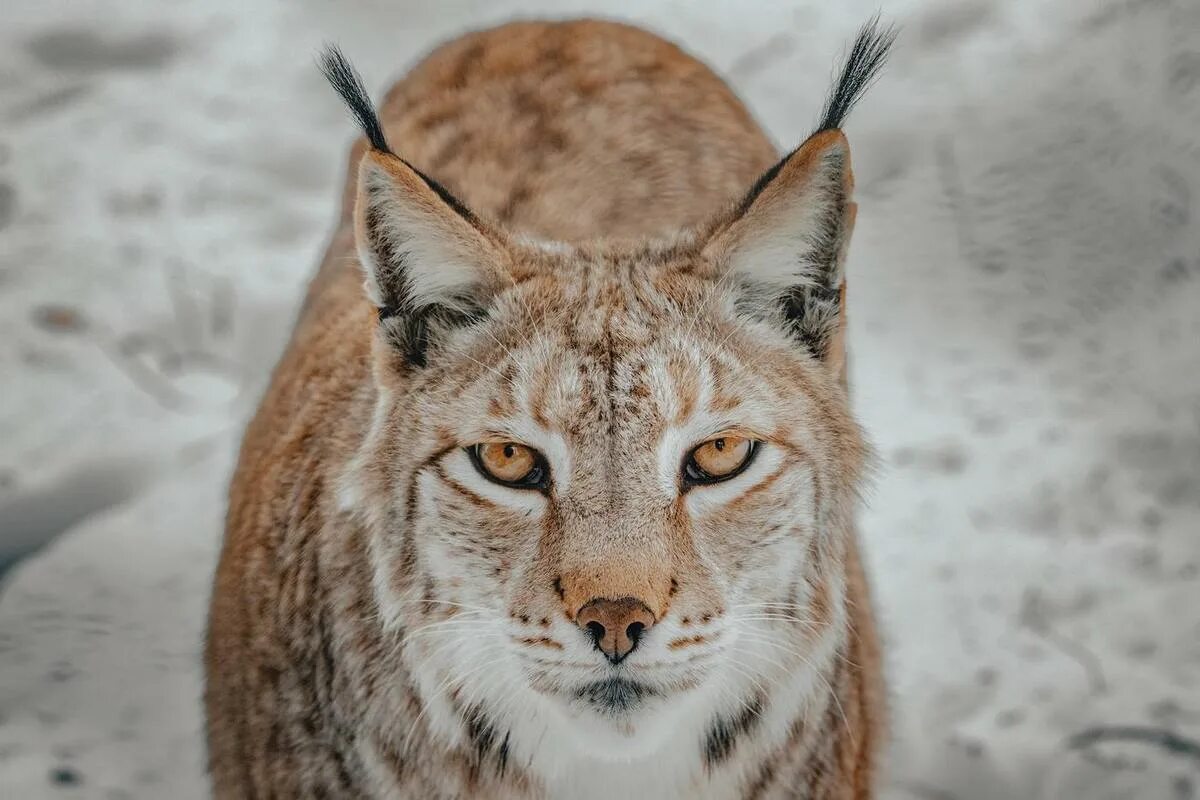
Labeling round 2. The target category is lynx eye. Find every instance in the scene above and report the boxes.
[470,442,548,489]
[684,436,757,485]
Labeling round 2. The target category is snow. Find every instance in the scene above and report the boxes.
[1,0,1198,797]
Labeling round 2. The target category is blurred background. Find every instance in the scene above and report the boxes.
[1,0,1198,797]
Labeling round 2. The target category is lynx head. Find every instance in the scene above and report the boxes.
[324,21,892,764]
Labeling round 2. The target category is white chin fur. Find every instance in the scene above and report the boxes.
[549,691,690,761]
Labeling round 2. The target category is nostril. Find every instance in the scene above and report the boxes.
[575,597,656,664]
[585,620,606,643]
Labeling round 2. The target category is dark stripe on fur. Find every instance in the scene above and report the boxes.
[704,692,765,768]
[462,703,510,783]
[405,162,482,228]
[736,155,788,217]
[402,443,461,537]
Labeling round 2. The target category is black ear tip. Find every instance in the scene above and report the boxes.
[317,43,393,155]
[815,16,898,134]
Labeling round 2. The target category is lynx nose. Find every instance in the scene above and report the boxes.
[576,597,656,665]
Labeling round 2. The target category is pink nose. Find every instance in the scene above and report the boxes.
[575,597,656,664]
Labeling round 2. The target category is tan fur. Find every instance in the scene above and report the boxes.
[206,19,885,799]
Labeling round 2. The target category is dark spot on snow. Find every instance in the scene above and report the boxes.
[47,661,77,683]
[107,187,162,217]
[1039,426,1066,445]
[934,445,968,473]
[1149,699,1200,729]
[1138,507,1165,532]
[6,84,93,122]
[1019,643,1047,662]
[969,508,992,531]
[133,767,163,785]
[32,304,87,334]
[116,242,146,266]
[977,246,1008,275]
[259,214,316,245]
[1160,258,1195,284]
[892,442,968,474]
[1167,51,1200,95]
[1150,166,1191,232]
[972,415,1005,436]
[1117,431,1200,509]
[1017,340,1054,362]
[0,182,17,231]
[960,739,985,758]
[1127,638,1158,660]
[996,708,1025,728]
[916,0,994,48]
[49,765,81,786]
[26,28,179,73]
[1128,545,1163,578]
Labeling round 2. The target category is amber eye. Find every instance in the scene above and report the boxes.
[684,436,757,485]
[470,442,548,489]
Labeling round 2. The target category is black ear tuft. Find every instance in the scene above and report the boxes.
[814,16,897,134]
[318,44,393,155]
[735,18,893,217]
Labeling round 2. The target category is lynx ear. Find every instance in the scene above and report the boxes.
[703,130,855,362]
[320,46,507,366]
[354,151,508,363]
[702,18,893,368]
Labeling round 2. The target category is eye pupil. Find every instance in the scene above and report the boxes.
[683,436,756,487]
[471,443,549,491]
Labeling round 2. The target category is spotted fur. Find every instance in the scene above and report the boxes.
[206,18,890,799]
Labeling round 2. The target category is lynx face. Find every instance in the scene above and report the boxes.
[321,30,881,762]
[333,150,867,763]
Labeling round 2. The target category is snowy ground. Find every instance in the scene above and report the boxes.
[1,0,1198,797]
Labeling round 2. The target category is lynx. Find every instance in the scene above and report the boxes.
[205,17,893,799]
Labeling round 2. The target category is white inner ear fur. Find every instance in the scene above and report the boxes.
[355,155,496,313]
[709,139,850,296]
